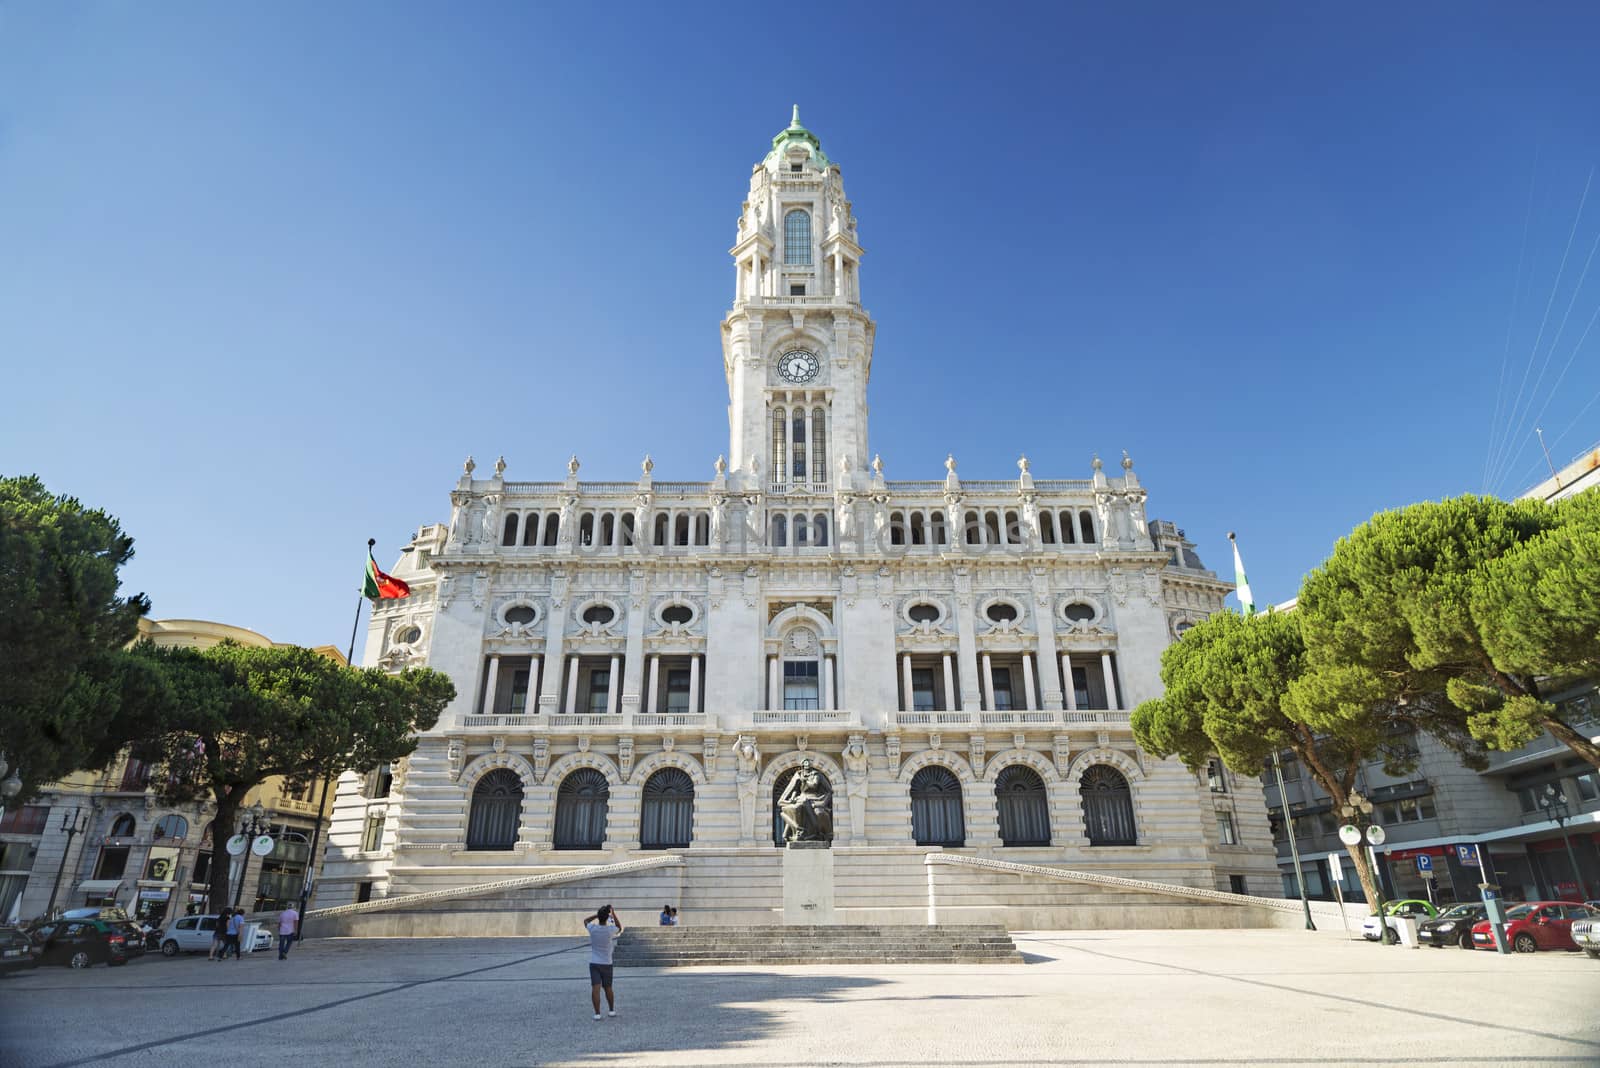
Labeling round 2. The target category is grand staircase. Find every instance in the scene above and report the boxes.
[612,924,1023,966]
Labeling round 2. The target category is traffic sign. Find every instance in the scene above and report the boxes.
[1416,853,1433,873]
[1456,843,1480,866]
[1328,853,1344,883]
[1338,824,1362,846]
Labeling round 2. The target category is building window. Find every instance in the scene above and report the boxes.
[910,766,966,847]
[911,668,937,712]
[553,768,610,850]
[1207,759,1228,793]
[361,813,385,852]
[1081,765,1136,846]
[465,769,523,851]
[94,846,130,880]
[1078,510,1097,543]
[363,765,393,799]
[790,284,806,296]
[153,814,189,841]
[0,806,48,835]
[783,661,820,710]
[356,881,374,903]
[771,408,787,483]
[990,667,1014,711]
[1229,875,1248,895]
[640,768,694,849]
[108,813,136,838]
[507,669,531,715]
[665,669,692,715]
[587,668,612,715]
[995,765,1050,846]
[1575,770,1600,803]
[1217,812,1237,845]
[784,209,811,265]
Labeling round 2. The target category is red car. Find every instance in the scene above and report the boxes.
[1470,901,1597,953]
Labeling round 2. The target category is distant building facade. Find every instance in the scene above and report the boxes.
[317,112,1278,917]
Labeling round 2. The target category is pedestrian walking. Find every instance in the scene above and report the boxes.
[208,911,226,961]
[277,904,300,960]
[582,905,623,1020]
[224,908,244,960]
[659,904,673,926]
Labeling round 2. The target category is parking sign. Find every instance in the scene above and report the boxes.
[1416,853,1433,873]
[1456,843,1479,867]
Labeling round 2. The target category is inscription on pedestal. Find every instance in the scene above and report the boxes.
[782,841,836,925]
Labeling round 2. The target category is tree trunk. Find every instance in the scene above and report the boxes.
[1345,841,1384,920]
[1544,714,1600,770]
[207,796,238,917]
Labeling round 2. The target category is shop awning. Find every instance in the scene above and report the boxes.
[77,880,123,895]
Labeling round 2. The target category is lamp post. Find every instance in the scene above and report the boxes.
[1339,791,1390,943]
[231,802,270,910]
[45,807,88,919]
[1538,784,1590,901]
[1269,750,1316,930]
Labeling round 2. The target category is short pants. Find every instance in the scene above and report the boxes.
[589,963,614,987]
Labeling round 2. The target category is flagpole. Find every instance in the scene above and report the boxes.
[300,538,375,930]
[1231,530,1316,932]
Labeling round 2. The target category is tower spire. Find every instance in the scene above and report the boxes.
[791,104,801,127]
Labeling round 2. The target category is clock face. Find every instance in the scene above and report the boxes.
[778,349,820,384]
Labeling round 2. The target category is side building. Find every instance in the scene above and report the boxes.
[317,111,1281,922]
[0,619,344,925]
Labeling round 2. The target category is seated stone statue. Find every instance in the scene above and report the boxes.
[777,759,834,843]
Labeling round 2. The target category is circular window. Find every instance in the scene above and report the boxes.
[661,604,693,625]
[504,606,537,626]
[907,603,940,624]
[395,625,423,644]
[582,604,616,626]
[985,602,1019,624]
[1064,602,1096,623]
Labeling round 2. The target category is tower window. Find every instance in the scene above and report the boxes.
[790,163,802,172]
[790,284,806,296]
[784,210,812,265]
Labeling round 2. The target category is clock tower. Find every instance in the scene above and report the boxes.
[722,107,875,498]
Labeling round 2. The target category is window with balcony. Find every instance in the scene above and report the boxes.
[586,668,612,715]
[1217,812,1238,845]
[507,669,531,715]
[784,661,820,710]
[361,813,385,852]
[665,669,692,715]
[990,667,1014,711]
[911,668,937,712]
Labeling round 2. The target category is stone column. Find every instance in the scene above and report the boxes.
[688,654,701,716]
[901,654,914,712]
[564,656,580,715]
[645,655,660,716]
[480,654,501,716]
[1031,580,1064,710]
[1061,653,1078,711]
[621,574,647,715]
[822,655,835,711]
[1021,654,1036,711]
[537,583,569,714]
[941,654,956,713]
[528,655,542,713]
[982,653,996,712]
[954,580,982,712]
[606,655,621,716]
[1100,652,1118,710]
[768,656,781,710]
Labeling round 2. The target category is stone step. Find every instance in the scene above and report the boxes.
[612,923,1022,966]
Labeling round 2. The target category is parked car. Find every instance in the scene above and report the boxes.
[1470,901,1596,953]
[1361,899,1439,943]
[159,914,272,957]
[29,917,146,968]
[1572,916,1600,959]
[1418,903,1488,949]
[0,926,40,973]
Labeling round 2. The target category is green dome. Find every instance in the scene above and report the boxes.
[764,105,831,169]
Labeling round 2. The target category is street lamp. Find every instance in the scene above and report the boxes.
[1,770,20,802]
[1538,784,1590,901]
[1268,751,1316,931]
[1339,791,1390,943]
[231,802,271,910]
[45,807,89,918]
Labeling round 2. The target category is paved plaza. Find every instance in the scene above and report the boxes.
[1,929,1597,1067]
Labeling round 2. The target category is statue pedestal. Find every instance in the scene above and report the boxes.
[782,842,836,925]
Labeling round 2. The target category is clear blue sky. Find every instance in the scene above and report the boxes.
[4,3,1598,651]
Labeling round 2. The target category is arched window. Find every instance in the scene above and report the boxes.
[771,407,787,483]
[579,512,595,546]
[784,209,812,265]
[675,513,690,546]
[771,513,787,547]
[153,814,189,841]
[601,512,616,547]
[931,512,947,546]
[553,768,610,849]
[640,768,695,849]
[910,766,965,846]
[1004,510,1021,545]
[813,512,829,547]
[1080,765,1135,845]
[502,513,519,546]
[1040,511,1056,544]
[523,513,541,546]
[794,513,809,546]
[466,769,523,851]
[109,813,136,838]
[1059,510,1076,544]
[984,511,1003,545]
[542,512,560,546]
[910,511,926,545]
[890,511,906,545]
[654,513,670,546]
[995,766,1050,846]
[964,511,981,546]
[621,512,636,546]
[810,407,827,483]
[791,409,807,479]
[1079,510,1097,544]
[694,513,709,546]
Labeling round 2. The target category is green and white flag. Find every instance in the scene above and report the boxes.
[1230,534,1255,616]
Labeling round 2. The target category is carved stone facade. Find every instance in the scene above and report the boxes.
[317,112,1278,913]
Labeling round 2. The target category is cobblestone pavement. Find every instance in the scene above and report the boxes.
[1,929,1597,1067]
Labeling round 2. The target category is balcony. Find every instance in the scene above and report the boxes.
[891,708,1132,730]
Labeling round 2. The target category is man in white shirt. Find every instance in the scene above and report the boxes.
[277,905,300,960]
[582,905,624,1020]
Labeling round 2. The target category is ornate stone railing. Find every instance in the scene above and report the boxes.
[891,709,1132,729]
[306,855,685,920]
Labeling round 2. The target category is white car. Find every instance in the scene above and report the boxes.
[159,914,273,956]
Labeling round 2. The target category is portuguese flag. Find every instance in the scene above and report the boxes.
[364,550,411,600]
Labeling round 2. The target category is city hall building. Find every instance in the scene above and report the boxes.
[317,111,1278,922]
